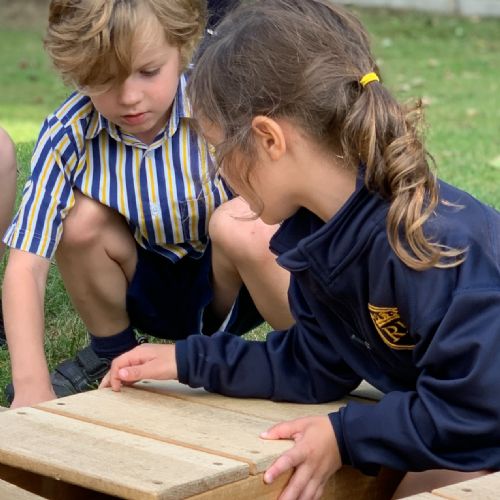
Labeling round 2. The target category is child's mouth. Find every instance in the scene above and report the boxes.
[122,113,147,125]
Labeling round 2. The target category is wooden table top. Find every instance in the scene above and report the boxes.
[3,380,497,499]
[0,380,402,499]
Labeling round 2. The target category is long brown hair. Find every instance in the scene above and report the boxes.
[189,0,464,270]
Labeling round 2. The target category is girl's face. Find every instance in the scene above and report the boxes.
[198,118,301,225]
[89,32,181,145]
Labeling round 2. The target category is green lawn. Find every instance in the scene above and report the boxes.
[0,6,499,406]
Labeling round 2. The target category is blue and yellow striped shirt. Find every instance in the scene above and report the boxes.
[4,75,231,261]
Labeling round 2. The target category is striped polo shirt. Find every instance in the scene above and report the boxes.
[4,74,231,262]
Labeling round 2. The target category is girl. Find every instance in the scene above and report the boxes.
[102,1,500,498]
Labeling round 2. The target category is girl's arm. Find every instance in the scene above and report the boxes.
[331,289,500,474]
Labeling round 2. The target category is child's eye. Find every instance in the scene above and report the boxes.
[141,68,160,77]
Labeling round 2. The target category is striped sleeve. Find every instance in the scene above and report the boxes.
[3,116,78,259]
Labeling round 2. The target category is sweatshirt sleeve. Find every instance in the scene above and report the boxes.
[331,289,500,474]
[176,284,361,402]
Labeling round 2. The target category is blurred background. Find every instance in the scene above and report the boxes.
[0,0,499,405]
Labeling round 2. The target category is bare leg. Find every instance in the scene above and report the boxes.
[0,128,17,262]
[209,197,293,331]
[56,191,137,337]
[392,469,489,499]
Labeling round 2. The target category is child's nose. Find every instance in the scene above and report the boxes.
[118,78,142,106]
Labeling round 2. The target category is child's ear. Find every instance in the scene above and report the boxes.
[251,116,286,161]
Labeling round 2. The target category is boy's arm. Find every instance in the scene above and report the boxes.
[3,249,55,407]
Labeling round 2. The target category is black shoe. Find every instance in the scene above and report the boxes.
[5,346,110,404]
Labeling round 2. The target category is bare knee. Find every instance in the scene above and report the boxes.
[0,128,17,179]
[209,198,277,265]
[60,191,124,249]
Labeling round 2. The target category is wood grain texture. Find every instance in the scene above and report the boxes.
[0,406,248,499]
[37,387,291,474]
[396,494,442,499]
[0,477,46,499]
[132,379,366,420]
[431,471,500,499]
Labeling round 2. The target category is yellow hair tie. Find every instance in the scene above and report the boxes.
[360,72,380,87]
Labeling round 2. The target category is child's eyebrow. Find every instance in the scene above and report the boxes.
[137,59,163,69]
[135,53,168,70]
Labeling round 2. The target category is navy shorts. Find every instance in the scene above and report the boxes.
[126,242,263,340]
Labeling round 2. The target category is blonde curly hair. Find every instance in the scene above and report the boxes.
[45,0,206,92]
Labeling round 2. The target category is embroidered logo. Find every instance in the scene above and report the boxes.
[368,304,414,350]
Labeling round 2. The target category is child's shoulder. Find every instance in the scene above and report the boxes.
[51,92,94,126]
[40,92,97,146]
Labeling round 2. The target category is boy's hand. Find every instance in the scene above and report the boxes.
[261,415,341,500]
[99,344,178,391]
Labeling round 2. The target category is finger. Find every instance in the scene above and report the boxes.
[116,365,147,383]
[261,419,304,441]
[278,463,315,500]
[264,444,306,485]
[99,349,142,391]
[99,372,112,389]
[297,477,325,500]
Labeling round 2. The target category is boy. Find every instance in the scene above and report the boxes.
[0,127,17,347]
[3,0,292,408]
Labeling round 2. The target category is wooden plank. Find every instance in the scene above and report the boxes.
[38,385,399,498]
[132,379,372,421]
[0,406,248,499]
[431,471,500,499]
[397,494,442,499]
[190,471,293,499]
[0,462,115,500]
[0,477,46,499]
[192,466,402,500]
[37,387,291,474]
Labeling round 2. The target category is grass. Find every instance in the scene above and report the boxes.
[0,5,499,406]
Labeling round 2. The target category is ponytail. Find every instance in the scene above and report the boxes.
[343,81,464,269]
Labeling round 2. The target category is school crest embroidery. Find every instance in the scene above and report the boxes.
[368,304,415,350]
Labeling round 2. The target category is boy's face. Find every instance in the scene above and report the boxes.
[89,35,181,145]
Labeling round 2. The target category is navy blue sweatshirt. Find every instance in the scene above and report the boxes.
[176,179,500,474]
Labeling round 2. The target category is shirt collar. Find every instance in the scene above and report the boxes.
[168,73,192,137]
[84,73,192,143]
[85,110,122,142]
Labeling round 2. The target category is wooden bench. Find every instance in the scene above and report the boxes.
[0,477,45,499]
[400,471,500,499]
[0,380,401,499]
[1,383,499,498]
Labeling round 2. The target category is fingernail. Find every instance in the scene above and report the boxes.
[260,431,268,438]
[264,472,273,484]
[118,368,128,379]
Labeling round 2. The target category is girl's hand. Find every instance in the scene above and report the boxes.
[261,415,341,500]
[99,344,177,391]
